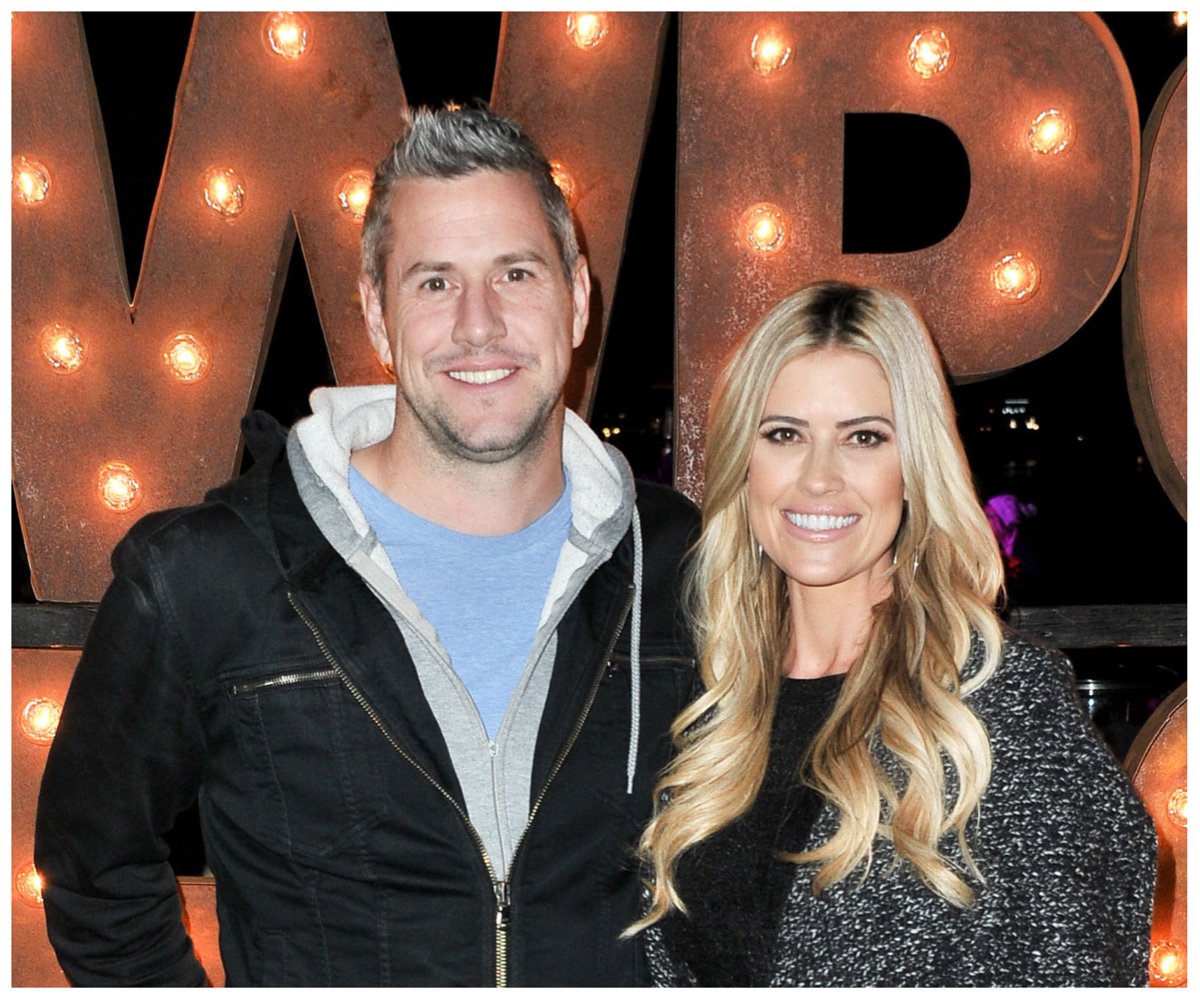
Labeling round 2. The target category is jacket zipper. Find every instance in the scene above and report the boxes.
[286,587,634,987]
[491,587,635,986]
[228,667,339,696]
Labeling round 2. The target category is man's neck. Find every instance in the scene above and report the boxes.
[350,414,568,538]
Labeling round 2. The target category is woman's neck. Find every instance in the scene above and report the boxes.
[782,577,885,679]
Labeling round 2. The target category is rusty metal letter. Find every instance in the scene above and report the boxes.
[1122,64,1187,518]
[675,12,1139,499]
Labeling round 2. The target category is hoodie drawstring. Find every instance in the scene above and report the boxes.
[625,507,644,794]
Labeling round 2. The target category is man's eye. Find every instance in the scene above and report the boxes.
[504,268,531,282]
[421,277,450,292]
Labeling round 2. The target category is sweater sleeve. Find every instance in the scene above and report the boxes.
[34,532,209,986]
[972,641,1156,987]
[641,914,699,987]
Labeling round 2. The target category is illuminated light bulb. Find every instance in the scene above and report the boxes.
[750,29,793,75]
[335,169,372,222]
[908,28,952,78]
[740,203,788,255]
[21,697,62,744]
[1167,786,1188,828]
[97,461,143,513]
[549,161,578,208]
[1173,11,1188,27]
[1028,109,1074,156]
[15,863,44,908]
[264,11,311,60]
[566,12,611,50]
[39,322,85,373]
[1150,941,1187,987]
[202,166,246,218]
[163,332,210,384]
[13,155,50,207]
[990,251,1040,301]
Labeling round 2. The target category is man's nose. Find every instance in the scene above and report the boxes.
[452,282,505,347]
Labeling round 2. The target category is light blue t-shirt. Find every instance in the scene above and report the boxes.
[348,465,572,739]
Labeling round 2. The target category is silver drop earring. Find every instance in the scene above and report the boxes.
[892,499,910,567]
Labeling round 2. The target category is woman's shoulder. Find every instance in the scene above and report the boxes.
[967,628,1151,830]
[965,627,1074,713]
[964,628,1114,783]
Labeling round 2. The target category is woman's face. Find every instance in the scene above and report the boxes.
[747,348,905,605]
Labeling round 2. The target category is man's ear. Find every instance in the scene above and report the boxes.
[359,274,392,368]
[570,257,591,350]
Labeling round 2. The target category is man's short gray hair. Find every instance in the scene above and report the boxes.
[360,103,579,292]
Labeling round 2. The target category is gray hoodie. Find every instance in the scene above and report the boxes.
[287,384,639,875]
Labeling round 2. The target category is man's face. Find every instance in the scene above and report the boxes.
[360,170,589,466]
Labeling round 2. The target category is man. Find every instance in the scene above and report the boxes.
[35,105,698,987]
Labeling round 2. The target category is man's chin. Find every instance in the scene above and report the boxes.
[433,416,557,466]
[400,389,563,467]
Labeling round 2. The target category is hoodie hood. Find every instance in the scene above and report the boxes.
[291,384,634,571]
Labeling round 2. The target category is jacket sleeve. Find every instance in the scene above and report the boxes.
[34,531,209,986]
[976,644,1157,986]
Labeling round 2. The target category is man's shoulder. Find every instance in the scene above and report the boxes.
[112,490,264,584]
[633,481,700,549]
[119,409,293,554]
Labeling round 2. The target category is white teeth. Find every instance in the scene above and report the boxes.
[448,368,514,385]
[785,512,858,531]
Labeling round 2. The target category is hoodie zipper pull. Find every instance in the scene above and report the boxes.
[494,879,511,987]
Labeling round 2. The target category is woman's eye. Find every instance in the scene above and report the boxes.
[764,427,797,443]
[848,429,887,447]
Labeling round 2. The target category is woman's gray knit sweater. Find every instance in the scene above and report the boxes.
[644,634,1157,987]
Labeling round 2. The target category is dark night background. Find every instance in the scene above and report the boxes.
[12,13,1188,754]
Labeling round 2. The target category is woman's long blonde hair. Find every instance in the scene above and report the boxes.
[633,282,1005,931]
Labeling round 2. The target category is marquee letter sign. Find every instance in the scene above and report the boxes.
[1122,64,1187,518]
[673,12,1139,499]
[13,12,663,600]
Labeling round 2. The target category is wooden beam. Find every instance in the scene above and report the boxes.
[10,602,1187,651]
[12,603,97,649]
[1002,603,1186,649]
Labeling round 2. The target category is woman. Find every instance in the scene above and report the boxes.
[634,282,1155,987]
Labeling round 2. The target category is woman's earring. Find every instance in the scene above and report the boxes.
[891,499,910,567]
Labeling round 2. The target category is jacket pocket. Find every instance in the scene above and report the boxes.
[221,662,387,861]
[577,651,695,817]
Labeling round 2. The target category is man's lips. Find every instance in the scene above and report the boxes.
[447,367,515,385]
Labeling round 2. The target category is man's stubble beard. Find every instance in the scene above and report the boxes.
[398,382,562,467]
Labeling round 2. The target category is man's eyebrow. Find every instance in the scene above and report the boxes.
[495,250,552,268]
[399,250,552,282]
[401,260,454,281]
